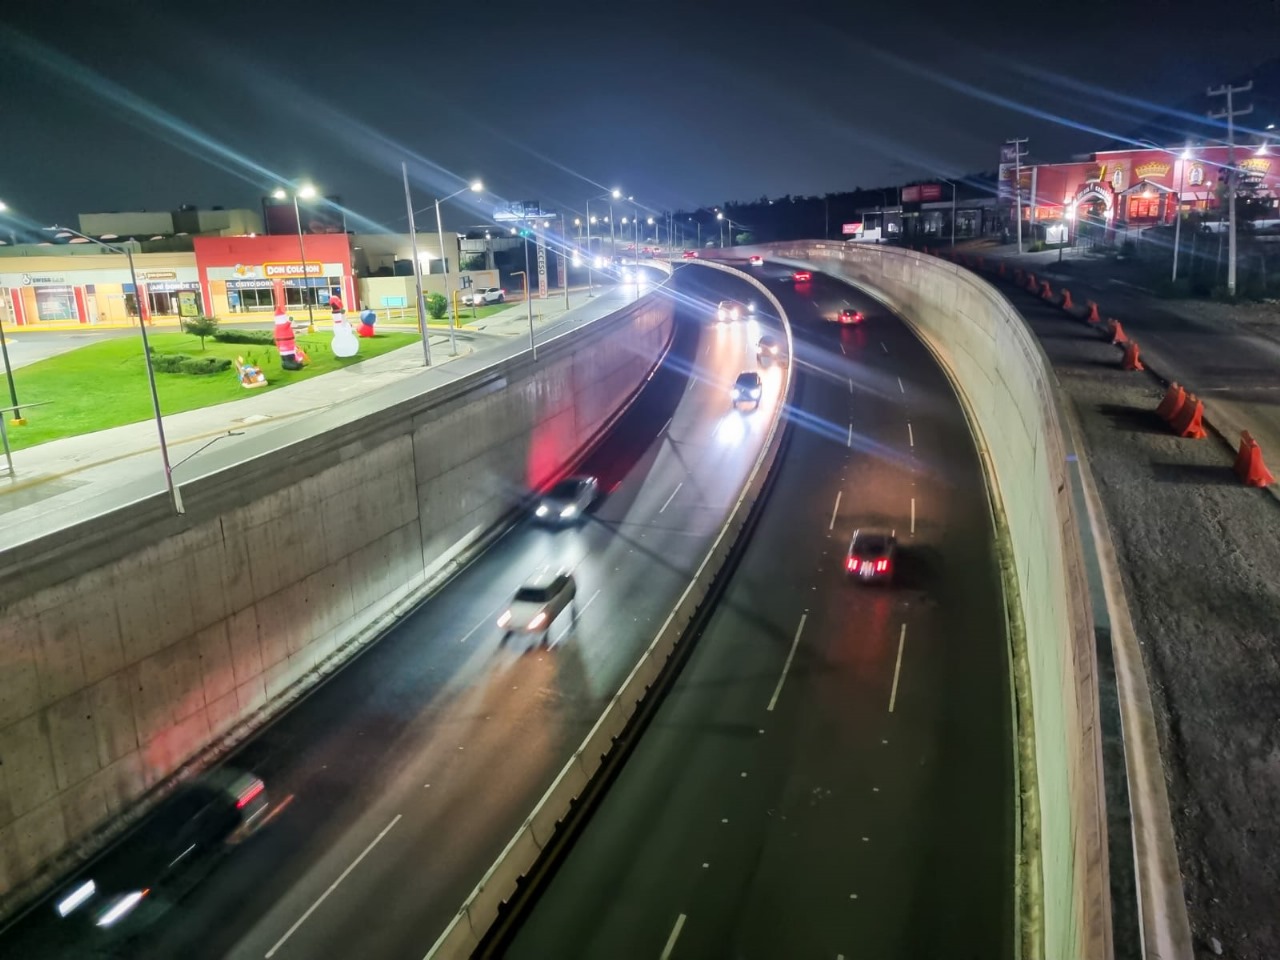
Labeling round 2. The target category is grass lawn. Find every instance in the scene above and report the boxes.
[6,330,419,451]
[454,302,513,325]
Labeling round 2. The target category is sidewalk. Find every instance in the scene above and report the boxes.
[0,286,629,551]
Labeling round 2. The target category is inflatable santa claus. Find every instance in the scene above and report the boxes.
[274,300,306,370]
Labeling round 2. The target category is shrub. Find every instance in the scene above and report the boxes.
[179,356,233,375]
[213,329,275,345]
[425,292,448,319]
[152,353,193,373]
[181,315,219,350]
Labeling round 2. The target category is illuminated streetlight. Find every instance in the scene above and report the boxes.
[433,178,483,356]
[586,187,624,295]
[272,183,320,332]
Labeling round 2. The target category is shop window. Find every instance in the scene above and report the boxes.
[35,286,76,322]
[232,288,276,312]
[149,291,177,316]
[1127,197,1161,221]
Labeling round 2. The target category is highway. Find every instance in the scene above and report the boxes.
[504,263,1016,959]
[0,268,783,959]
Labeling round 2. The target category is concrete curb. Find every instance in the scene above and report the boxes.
[424,262,795,960]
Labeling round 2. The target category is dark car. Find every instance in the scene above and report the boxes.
[756,334,783,366]
[835,307,864,324]
[792,269,812,283]
[731,371,763,409]
[845,529,898,583]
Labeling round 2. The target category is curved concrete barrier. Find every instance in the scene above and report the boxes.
[731,242,1110,960]
[0,286,675,916]
[425,261,796,959]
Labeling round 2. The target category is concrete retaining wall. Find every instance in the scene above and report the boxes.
[0,292,674,912]
[746,242,1108,960]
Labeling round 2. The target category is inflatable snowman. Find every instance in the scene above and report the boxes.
[329,294,359,358]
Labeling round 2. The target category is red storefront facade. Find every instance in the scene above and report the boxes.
[193,234,357,320]
[1016,144,1280,237]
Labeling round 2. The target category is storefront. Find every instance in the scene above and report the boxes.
[0,256,200,327]
[194,234,356,321]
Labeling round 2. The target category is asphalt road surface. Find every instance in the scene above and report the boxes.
[504,262,1015,960]
[0,269,782,960]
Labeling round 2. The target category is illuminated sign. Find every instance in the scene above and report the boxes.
[1134,162,1171,180]
[1240,157,1272,174]
[842,222,863,234]
[920,183,943,202]
[263,261,323,278]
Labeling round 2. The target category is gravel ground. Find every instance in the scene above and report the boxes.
[1006,283,1280,960]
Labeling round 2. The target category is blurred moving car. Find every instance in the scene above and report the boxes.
[498,570,577,641]
[682,250,699,259]
[731,371,763,409]
[835,307,864,324]
[534,476,598,525]
[717,300,742,322]
[792,270,812,283]
[845,529,898,583]
[748,255,764,267]
[756,334,782,365]
[464,286,506,306]
[54,770,269,937]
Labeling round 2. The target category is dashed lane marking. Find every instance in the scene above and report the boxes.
[889,623,907,713]
[767,614,808,712]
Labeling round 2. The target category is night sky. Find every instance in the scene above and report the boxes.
[2,0,1277,231]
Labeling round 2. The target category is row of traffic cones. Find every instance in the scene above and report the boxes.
[926,245,1275,488]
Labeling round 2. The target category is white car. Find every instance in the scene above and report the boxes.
[748,255,764,267]
[498,571,577,641]
[717,300,742,323]
[534,476,598,525]
[464,286,505,306]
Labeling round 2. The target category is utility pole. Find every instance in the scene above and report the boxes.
[1208,80,1252,297]
[1006,138,1029,254]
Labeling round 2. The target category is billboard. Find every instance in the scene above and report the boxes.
[263,195,347,236]
[492,200,546,222]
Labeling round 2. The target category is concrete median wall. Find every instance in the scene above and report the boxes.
[747,242,1108,960]
[0,292,674,914]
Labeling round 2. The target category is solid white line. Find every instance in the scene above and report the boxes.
[840,342,847,355]
[907,422,914,448]
[846,423,853,448]
[897,376,904,394]
[767,614,808,712]
[889,624,907,712]
[829,491,842,531]
[265,814,403,958]
[659,481,683,514]
[660,914,688,960]
[660,415,673,435]
[910,497,916,534]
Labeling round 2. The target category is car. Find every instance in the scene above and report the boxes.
[836,307,864,324]
[748,255,764,267]
[54,769,269,935]
[845,529,898,583]
[534,476,598,525]
[756,334,782,365]
[731,371,763,409]
[682,250,699,259]
[792,270,812,283]
[465,286,505,306]
[717,300,742,323]
[497,570,577,642]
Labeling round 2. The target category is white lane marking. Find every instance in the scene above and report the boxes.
[829,491,842,531]
[847,377,853,394]
[907,422,914,448]
[880,341,889,354]
[552,587,602,644]
[660,913,688,960]
[840,342,847,355]
[910,497,916,535]
[659,481,683,514]
[265,814,403,958]
[460,602,507,644]
[660,415,673,435]
[889,624,907,713]
[767,614,808,712]
[897,376,905,394]
[846,423,853,448]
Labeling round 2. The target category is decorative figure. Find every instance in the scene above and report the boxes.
[358,303,377,338]
[274,301,306,370]
[235,356,267,389]
[329,294,359,358]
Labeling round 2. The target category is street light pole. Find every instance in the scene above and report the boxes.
[49,226,182,514]
[433,179,482,358]
[401,162,432,367]
[1172,147,1192,282]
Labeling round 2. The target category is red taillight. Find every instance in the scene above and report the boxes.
[236,780,265,809]
[846,557,856,571]
[875,558,889,572]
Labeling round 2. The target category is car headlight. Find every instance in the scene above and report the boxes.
[96,891,146,928]
[750,388,761,397]
[528,611,547,630]
[560,505,577,518]
[535,505,549,517]
[497,611,512,627]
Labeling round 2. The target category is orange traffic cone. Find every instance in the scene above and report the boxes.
[1121,341,1144,371]
[1026,272,1039,292]
[1234,431,1276,486]
[1085,301,1101,324]
[1040,280,1054,300]
[1109,320,1128,345]
[1169,394,1207,439]
[1155,383,1187,422]
[1061,288,1074,310]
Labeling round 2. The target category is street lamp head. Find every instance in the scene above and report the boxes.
[469,180,483,193]
[574,218,581,226]
[298,184,318,199]
[590,216,598,224]
[716,212,724,221]
[0,200,7,212]
[272,188,287,200]
[647,217,654,225]
[610,188,622,199]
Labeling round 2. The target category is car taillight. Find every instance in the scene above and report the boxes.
[237,780,265,809]
[875,558,889,572]
[846,557,856,571]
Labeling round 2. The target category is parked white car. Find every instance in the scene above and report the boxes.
[463,286,505,306]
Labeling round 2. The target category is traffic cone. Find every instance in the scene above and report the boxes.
[1026,272,1038,292]
[1085,301,1101,324]
[1061,288,1074,311]
[1121,340,1144,371]
[1155,383,1187,422]
[1234,431,1276,486]
[1109,320,1128,345]
[1040,280,1054,300]
[1169,394,1207,439]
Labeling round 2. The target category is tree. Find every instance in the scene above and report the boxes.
[459,253,486,271]
[425,292,448,319]
[181,315,219,351]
